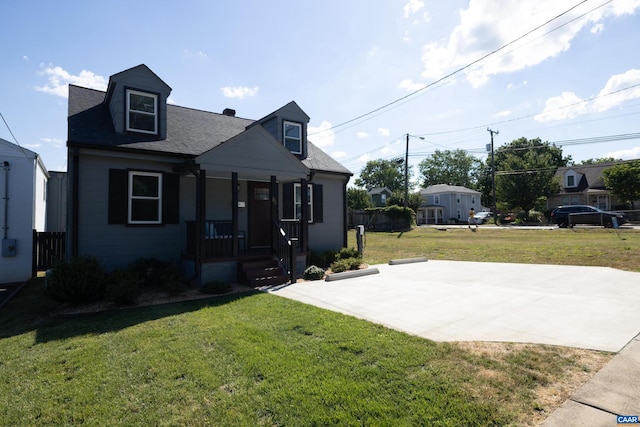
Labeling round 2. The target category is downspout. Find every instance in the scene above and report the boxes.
[2,161,9,239]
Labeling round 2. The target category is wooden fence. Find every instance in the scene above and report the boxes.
[32,231,65,275]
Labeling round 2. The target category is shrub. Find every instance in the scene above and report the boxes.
[45,256,106,304]
[336,247,361,260]
[303,265,325,280]
[329,257,362,273]
[158,267,187,294]
[309,250,336,269]
[129,257,186,293]
[200,280,230,295]
[105,268,141,305]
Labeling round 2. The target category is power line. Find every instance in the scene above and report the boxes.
[310,0,594,136]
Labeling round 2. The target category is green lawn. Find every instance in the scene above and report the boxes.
[2,227,633,425]
[350,226,640,272]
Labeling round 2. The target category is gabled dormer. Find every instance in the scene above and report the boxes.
[249,101,310,159]
[564,169,582,188]
[103,64,172,139]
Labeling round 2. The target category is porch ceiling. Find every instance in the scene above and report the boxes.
[195,125,309,181]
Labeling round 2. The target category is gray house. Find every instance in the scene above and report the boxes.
[367,187,392,207]
[66,64,352,285]
[547,162,639,211]
[416,184,482,224]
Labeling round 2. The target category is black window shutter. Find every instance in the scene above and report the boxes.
[108,169,127,224]
[313,184,323,223]
[163,173,180,224]
[283,182,294,219]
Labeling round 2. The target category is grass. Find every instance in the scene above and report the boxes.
[350,226,640,272]
[2,226,633,425]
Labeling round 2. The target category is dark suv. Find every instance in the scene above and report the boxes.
[550,205,627,228]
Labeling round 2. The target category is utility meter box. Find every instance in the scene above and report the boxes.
[2,238,17,257]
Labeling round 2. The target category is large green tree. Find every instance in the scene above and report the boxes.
[492,137,570,215]
[354,159,411,193]
[347,187,374,210]
[418,149,482,189]
[602,160,640,209]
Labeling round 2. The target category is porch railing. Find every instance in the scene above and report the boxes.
[273,220,299,283]
[185,220,245,257]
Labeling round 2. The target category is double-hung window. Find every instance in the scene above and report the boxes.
[128,171,162,224]
[127,89,158,134]
[283,121,302,154]
[294,183,313,223]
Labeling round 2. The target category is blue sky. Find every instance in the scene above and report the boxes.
[1,0,640,183]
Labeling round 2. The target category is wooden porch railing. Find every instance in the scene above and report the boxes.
[185,220,245,257]
[272,220,299,283]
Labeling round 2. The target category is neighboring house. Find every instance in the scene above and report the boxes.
[368,187,392,207]
[46,171,67,232]
[66,64,352,285]
[548,162,639,211]
[0,138,49,284]
[416,184,482,224]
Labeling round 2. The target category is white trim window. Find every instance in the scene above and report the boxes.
[294,183,313,223]
[284,121,302,154]
[128,171,162,224]
[126,89,158,134]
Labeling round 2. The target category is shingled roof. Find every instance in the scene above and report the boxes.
[67,84,350,175]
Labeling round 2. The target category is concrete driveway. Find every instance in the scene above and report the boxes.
[270,260,640,352]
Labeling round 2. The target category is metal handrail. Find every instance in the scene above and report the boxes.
[272,220,298,283]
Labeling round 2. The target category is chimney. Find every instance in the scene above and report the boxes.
[222,108,236,117]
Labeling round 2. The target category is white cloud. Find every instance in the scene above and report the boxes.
[591,23,604,34]
[536,69,640,122]
[356,131,369,139]
[308,120,335,148]
[220,86,259,99]
[420,1,640,88]
[22,55,29,61]
[41,137,64,147]
[404,0,425,18]
[184,48,209,61]
[604,146,640,160]
[358,153,370,163]
[24,144,42,149]
[398,79,426,92]
[377,127,390,137]
[493,110,512,118]
[381,145,397,157]
[331,151,347,159]
[167,97,177,105]
[35,65,107,98]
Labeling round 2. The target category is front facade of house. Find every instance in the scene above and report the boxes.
[416,184,482,224]
[0,138,49,284]
[547,162,638,211]
[66,65,351,285]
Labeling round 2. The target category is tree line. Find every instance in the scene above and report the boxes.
[349,137,640,216]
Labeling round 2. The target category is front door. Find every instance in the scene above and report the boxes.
[248,182,272,248]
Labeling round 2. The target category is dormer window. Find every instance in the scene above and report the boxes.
[565,170,578,188]
[283,121,302,154]
[126,89,157,134]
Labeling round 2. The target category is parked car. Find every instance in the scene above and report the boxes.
[550,205,627,228]
[473,211,492,224]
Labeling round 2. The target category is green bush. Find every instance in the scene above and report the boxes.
[336,247,361,260]
[129,257,186,293]
[45,256,106,304]
[200,280,230,295]
[158,267,187,294]
[329,257,362,273]
[309,250,336,268]
[105,268,141,305]
[303,265,325,280]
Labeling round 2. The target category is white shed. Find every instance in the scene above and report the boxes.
[0,138,49,284]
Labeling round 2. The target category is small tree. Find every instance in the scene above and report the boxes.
[347,187,374,210]
[602,161,640,209]
[354,159,411,193]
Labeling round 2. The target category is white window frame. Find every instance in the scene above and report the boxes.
[283,121,302,154]
[128,171,162,224]
[294,183,313,223]
[434,194,440,205]
[126,89,158,134]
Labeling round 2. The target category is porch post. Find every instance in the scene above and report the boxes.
[196,168,206,271]
[300,178,308,253]
[270,176,278,249]
[232,172,239,256]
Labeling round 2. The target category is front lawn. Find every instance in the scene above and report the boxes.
[0,280,610,426]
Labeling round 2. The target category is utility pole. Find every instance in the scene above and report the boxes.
[487,128,499,225]
[404,133,409,211]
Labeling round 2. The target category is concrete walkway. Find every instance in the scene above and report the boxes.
[269,260,640,424]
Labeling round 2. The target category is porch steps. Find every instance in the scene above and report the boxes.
[238,257,290,287]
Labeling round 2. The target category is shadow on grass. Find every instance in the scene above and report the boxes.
[0,278,259,344]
